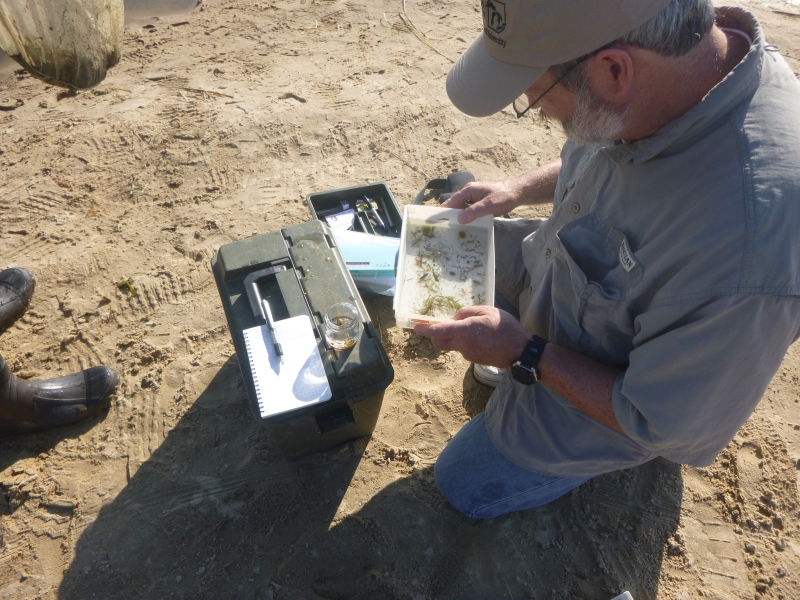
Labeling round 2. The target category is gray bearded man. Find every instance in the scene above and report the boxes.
[415,0,800,518]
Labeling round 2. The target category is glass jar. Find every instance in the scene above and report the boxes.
[324,302,360,350]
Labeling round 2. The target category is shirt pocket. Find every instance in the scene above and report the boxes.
[552,214,642,363]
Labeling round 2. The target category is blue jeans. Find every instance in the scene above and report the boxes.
[434,413,591,519]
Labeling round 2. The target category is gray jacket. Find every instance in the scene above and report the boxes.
[487,7,800,477]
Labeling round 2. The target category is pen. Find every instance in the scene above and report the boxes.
[261,298,284,365]
[364,197,385,230]
[250,281,281,361]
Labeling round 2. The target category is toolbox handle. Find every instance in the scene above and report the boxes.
[243,266,288,325]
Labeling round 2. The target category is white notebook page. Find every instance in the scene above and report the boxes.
[242,315,332,418]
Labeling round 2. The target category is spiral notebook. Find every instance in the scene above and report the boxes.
[242,315,332,418]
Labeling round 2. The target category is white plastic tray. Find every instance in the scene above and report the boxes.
[393,205,494,329]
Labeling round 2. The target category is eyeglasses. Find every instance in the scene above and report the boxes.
[512,45,612,119]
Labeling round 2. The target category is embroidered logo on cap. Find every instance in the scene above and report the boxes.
[619,237,637,272]
[482,0,507,47]
[483,0,506,34]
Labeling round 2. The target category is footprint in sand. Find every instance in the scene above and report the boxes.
[736,442,765,504]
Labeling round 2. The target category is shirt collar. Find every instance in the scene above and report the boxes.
[602,7,763,166]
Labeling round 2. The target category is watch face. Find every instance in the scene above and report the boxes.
[511,361,538,385]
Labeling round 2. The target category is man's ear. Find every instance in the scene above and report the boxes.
[588,48,634,103]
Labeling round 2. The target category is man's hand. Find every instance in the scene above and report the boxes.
[416,305,627,433]
[441,159,562,224]
[442,179,525,225]
[413,306,530,368]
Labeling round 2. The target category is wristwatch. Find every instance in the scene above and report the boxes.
[510,335,549,385]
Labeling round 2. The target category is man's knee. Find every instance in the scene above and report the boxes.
[433,438,480,517]
[432,439,460,501]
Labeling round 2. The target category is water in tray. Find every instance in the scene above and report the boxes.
[398,223,488,319]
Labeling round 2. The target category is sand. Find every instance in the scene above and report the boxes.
[0,0,799,598]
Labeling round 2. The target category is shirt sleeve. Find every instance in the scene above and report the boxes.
[612,294,800,466]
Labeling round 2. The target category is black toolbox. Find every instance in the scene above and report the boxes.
[211,220,394,459]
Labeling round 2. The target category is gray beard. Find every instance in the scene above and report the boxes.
[561,83,627,147]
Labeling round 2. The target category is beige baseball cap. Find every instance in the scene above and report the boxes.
[447,0,673,117]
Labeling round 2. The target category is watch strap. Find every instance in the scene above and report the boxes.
[518,335,548,367]
[510,335,548,384]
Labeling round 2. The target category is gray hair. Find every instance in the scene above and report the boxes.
[553,0,716,87]
[617,0,715,57]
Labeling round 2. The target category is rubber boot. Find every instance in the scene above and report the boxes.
[0,353,120,435]
[0,268,35,332]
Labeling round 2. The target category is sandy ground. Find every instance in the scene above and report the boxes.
[1,0,799,598]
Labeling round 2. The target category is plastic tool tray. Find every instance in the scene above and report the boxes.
[212,220,394,459]
[394,205,495,329]
[306,182,403,239]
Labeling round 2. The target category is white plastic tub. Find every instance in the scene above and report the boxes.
[394,205,495,329]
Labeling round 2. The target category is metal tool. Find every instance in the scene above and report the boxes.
[363,197,385,230]
[353,200,377,232]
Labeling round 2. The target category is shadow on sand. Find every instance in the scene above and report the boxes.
[58,300,683,599]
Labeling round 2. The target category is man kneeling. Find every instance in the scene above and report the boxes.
[415,0,800,518]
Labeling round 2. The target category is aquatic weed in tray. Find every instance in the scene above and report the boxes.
[394,206,495,329]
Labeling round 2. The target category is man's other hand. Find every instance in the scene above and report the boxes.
[414,306,530,368]
[441,180,523,224]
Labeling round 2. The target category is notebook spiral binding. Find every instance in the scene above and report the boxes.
[243,327,268,416]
